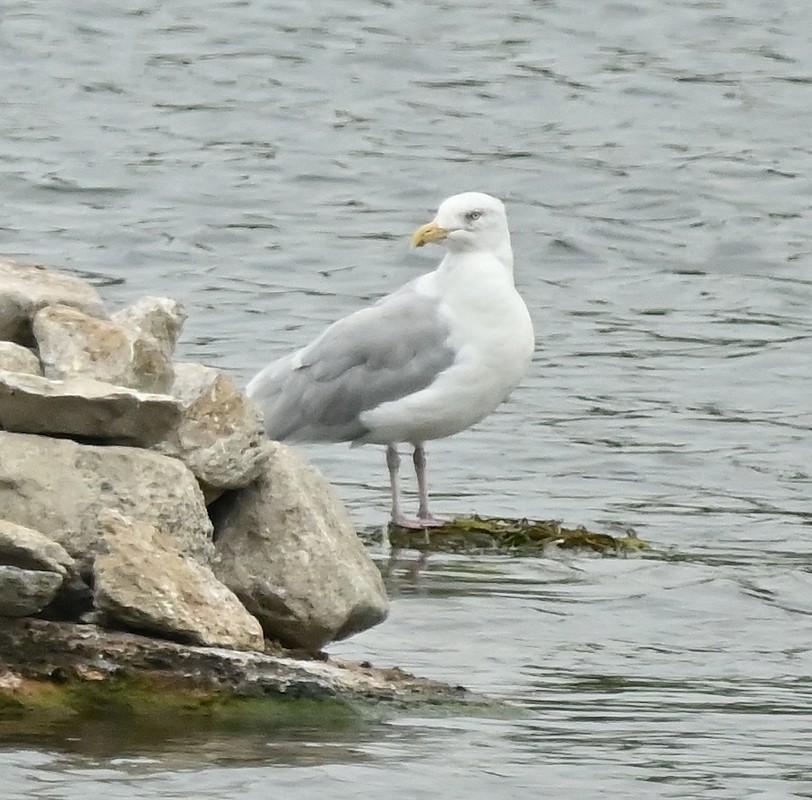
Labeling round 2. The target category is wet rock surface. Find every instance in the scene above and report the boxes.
[0,618,477,707]
[384,514,649,555]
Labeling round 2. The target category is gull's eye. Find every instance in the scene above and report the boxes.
[465,210,482,223]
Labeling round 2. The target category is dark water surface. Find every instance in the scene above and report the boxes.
[2,0,811,797]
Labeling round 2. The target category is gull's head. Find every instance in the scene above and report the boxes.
[411,192,512,264]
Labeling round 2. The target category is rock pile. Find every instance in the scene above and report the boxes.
[0,258,388,654]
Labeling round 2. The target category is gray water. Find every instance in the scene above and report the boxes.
[2,0,811,797]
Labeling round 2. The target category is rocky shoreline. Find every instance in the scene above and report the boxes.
[0,618,475,710]
[0,257,468,711]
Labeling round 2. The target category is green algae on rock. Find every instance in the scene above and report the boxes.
[384,515,648,555]
[0,618,486,736]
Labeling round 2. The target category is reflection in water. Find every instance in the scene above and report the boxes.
[0,701,375,766]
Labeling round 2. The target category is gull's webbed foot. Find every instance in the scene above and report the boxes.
[391,513,446,530]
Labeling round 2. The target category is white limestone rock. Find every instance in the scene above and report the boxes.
[0,258,106,346]
[213,442,388,652]
[0,369,181,446]
[0,431,213,570]
[157,362,267,503]
[0,567,64,617]
[0,519,74,576]
[0,342,41,376]
[34,299,184,394]
[94,511,264,652]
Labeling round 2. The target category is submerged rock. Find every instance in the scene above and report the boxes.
[157,362,267,503]
[0,369,181,446]
[94,511,264,652]
[213,442,389,652]
[0,342,41,376]
[385,514,648,555]
[0,431,213,569]
[0,258,106,346]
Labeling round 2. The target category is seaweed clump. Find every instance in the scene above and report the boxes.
[385,515,648,556]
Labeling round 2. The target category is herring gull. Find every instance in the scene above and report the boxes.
[246,192,535,527]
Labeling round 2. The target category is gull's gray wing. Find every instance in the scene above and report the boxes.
[246,283,456,443]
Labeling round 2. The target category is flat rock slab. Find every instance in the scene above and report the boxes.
[0,619,479,708]
[0,259,106,346]
[0,369,181,446]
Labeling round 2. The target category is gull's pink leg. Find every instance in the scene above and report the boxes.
[386,444,405,523]
[386,443,444,528]
[413,443,445,527]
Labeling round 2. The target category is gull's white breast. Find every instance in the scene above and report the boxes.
[359,253,534,445]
